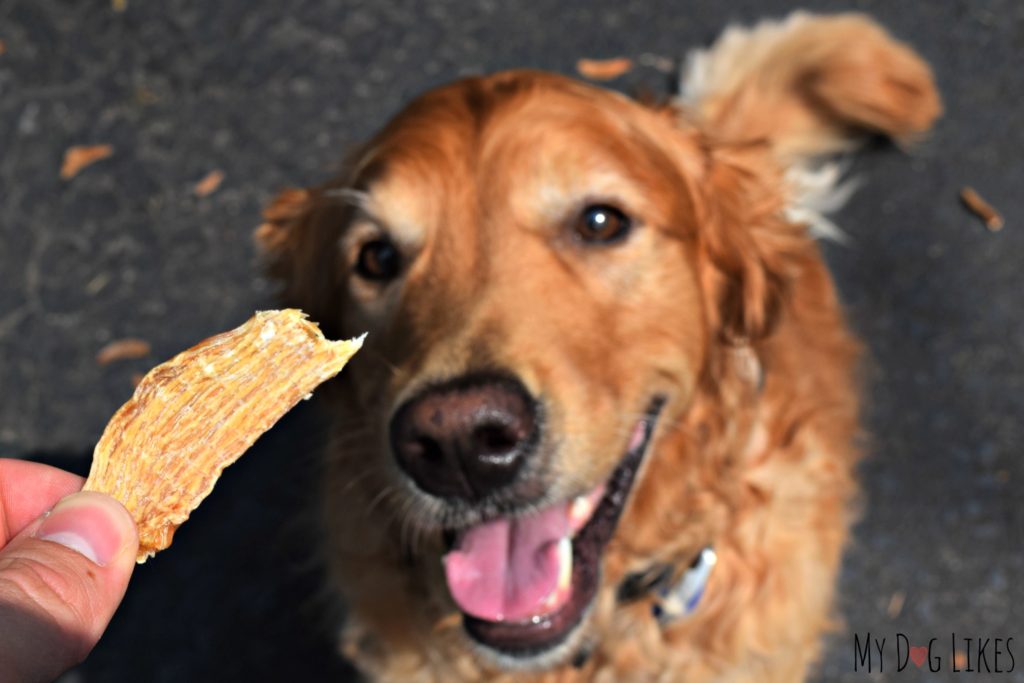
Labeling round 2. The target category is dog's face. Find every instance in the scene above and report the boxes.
[260,70,786,666]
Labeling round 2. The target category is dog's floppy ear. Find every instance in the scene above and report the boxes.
[255,186,349,335]
[696,144,807,344]
[255,187,313,281]
[682,12,941,163]
[677,12,940,343]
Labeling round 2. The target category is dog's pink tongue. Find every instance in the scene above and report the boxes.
[444,504,570,622]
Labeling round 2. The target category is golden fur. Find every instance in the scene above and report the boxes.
[257,13,939,683]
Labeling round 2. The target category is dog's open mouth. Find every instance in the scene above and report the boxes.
[442,400,664,656]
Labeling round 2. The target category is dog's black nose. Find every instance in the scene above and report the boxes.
[390,375,538,500]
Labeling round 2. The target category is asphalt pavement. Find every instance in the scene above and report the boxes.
[1,1,1021,681]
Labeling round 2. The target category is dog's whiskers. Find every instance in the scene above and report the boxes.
[323,432,378,460]
[333,464,384,502]
[355,346,405,379]
[395,492,440,559]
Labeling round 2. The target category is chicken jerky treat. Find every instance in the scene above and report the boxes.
[83,309,363,562]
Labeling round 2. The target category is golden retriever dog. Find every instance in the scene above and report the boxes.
[256,12,939,682]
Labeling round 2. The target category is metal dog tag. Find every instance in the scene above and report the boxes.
[652,547,717,625]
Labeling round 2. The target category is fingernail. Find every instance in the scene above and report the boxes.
[34,492,133,566]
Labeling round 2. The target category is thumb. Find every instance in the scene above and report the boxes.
[0,491,138,683]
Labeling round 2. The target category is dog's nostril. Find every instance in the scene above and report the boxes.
[415,437,445,464]
[472,423,520,460]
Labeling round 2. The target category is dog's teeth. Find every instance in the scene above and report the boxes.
[569,496,594,526]
[557,536,572,591]
[540,537,574,611]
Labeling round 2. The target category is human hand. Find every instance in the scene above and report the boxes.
[0,459,138,682]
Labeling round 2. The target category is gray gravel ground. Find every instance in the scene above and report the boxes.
[1,0,1022,681]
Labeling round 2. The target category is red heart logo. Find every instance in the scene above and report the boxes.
[910,645,928,668]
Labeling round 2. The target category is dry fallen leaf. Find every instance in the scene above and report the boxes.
[60,145,114,180]
[112,0,127,11]
[886,591,905,619]
[960,186,1003,231]
[194,169,225,197]
[84,310,363,562]
[576,57,634,81]
[96,338,152,365]
[134,87,159,106]
[0,39,7,56]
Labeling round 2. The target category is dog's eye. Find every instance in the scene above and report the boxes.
[355,239,401,281]
[575,204,632,244]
